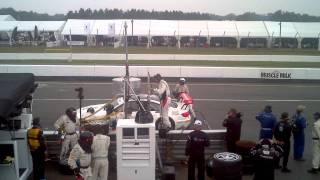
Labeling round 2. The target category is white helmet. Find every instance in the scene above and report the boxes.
[179,78,186,83]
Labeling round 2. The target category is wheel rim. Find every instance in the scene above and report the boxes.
[214,152,240,162]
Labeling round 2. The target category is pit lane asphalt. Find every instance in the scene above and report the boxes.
[33,79,320,180]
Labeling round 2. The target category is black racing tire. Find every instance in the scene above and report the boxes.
[155,118,175,130]
[58,161,74,175]
[213,174,242,180]
[208,152,242,178]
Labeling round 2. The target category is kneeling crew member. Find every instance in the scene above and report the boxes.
[68,131,94,180]
[250,139,283,180]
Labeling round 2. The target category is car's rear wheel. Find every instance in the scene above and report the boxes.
[155,118,175,130]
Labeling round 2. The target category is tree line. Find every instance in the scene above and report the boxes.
[1,7,320,22]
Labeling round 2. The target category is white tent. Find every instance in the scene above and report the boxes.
[264,21,298,38]
[293,22,320,38]
[236,21,269,38]
[178,20,208,36]
[0,15,16,21]
[0,21,18,32]
[61,19,94,35]
[149,20,178,36]
[37,21,66,32]
[129,19,150,36]
[207,21,238,37]
[91,20,115,35]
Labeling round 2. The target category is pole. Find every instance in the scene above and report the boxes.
[279,21,282,49]
[318,32,320,51]
[131,19,134,46]
[69,28,72,49]
[124,22,129,119]
[75,87,84,131]
[223,31,226,48]
[247,32,250,48]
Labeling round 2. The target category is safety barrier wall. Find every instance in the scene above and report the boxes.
[0,53,320,62]
[1,64,320,80]
[44,130,226,162]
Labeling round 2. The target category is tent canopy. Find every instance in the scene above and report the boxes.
[293,22,320,38]
[40,19,320,39]
[0,15,16,21]
[0,21,19,32]
[207,21,238,37]
[264,21,298,38]
[236,21,269,38]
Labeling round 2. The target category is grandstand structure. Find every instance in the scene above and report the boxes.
[0,17,319,50]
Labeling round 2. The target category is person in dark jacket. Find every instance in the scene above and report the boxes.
[185,120,210,180]
[256,105,277,139]
[27,117,47,180]
[250,139,283,180]
[274,112,292,173]
[292,105,307,161]
[223,108,243,153]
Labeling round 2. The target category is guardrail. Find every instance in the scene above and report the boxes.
[44,129,226,163]
[1,53,320,62]
[2,65,320,80]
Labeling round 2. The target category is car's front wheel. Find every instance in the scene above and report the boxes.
[155,118,175,130]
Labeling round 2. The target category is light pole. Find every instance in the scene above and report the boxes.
[223,31,226,48]
[131,19,134,46]
[279,21,282,48]
[318,32,320,51]
[124,22,129,118]
[271,32,274,48]
[247,32,250,48]
[198,30,201,47]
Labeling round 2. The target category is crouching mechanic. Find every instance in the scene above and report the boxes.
[185,120,210,180]
[153,73,172,129]
[68,131,94,180]
[250,139,283,180]
[174,78,196,120]
[91,128,110,180]
[54,107,80,163]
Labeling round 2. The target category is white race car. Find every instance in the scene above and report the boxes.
[77,94,193,130]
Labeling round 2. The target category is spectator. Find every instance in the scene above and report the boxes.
[223,108,243,152]
[256,105,277,139]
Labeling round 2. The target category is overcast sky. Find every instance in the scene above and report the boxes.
[1,0,320,16]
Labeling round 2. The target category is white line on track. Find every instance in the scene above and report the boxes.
[34,98,112,101]
[38,82,113,85]
[33,98,320,102]
[37,82,320,88]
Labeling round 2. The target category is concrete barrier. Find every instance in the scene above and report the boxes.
[0,53,320,62]
[1,64,320,80]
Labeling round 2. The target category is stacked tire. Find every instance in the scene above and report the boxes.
[235,140,256,175]
[206,152,242,180]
